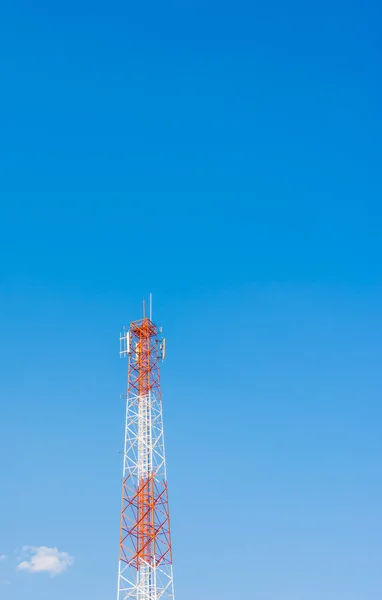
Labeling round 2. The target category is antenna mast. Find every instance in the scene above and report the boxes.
[117,301,173,600]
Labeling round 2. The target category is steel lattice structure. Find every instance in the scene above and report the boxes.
[117,312,174,600]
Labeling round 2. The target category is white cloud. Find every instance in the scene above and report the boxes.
[0,555,6,561]
[17,546,73,576]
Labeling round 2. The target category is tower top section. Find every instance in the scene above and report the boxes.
[130,317,157,338]
[119,300,166,361]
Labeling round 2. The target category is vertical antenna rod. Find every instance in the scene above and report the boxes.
[117,306,174,600]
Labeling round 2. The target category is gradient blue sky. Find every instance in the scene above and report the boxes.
[1,1,382,598]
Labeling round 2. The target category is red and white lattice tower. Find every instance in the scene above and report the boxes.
[117,300,174,600]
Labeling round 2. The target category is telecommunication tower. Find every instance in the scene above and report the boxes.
[117,298,174,600]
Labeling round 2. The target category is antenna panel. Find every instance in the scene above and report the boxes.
[120,329,131,357]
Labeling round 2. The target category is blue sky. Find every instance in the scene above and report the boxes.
[1,1,382,598]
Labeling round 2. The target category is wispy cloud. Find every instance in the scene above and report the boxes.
[0,555,6,561]
[0,579,10,585]
[17,546,73,576]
